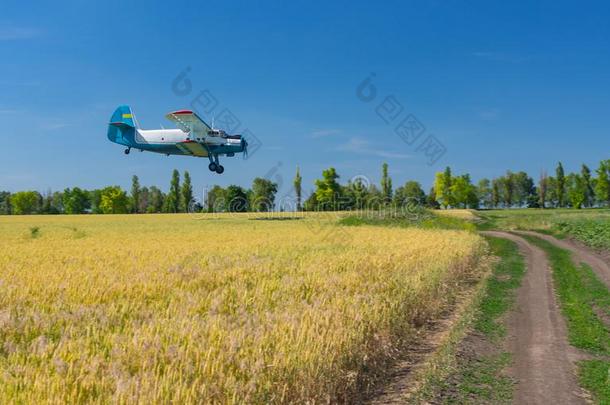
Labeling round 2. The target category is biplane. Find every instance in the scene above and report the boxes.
[107,105,248,174]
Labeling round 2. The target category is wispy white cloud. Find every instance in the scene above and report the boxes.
[40,122,71,131]
[374,150,413,159]
[311,129,341,138]
[337,137,411,160]
[0,26,40,41]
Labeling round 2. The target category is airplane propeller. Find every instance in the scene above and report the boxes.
[242,137,249,159]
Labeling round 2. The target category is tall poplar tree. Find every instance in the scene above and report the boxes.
[294,166,302,211]
[181,171,194,212]
[380,162,392,203]
[556,162,566,208]
[131,175,141,213]
[165,169,181,213]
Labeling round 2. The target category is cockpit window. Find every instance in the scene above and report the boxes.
[207,129,227,137]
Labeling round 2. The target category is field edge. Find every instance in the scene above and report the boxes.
[369,244,495,403]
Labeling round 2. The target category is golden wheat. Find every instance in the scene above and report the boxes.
[0,213,486,403]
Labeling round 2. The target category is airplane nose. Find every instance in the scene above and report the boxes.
[242,138,248,158]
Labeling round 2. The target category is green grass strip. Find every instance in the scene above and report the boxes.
[338,210,476,231]
[579,263,610,320]
[475,237,526,340]
[448,352,513,403]
[578,360,610,404]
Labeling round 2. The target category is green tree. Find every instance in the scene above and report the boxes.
[11,191,42,214]
[294,166,302,211]
[99,186,129,214]
[139,187,150,214]
[394,181,426,207]
[477,178,492,208]
[546,176,558,208]
[63,187,90,214]
[491,178,501,208]
[0,191,11,214]
[380,162,392,203]
[51,191,64,214]
[365,184,384,210]
[580,164,594,208]
[251,178,278,212]
[205,185,226,212]
[225,185,249,212]
[164,170,181,213]
[512,171,535,207]
[595,160,610,207]
[89,189,103,214]
[148,186,165,213]
[180,171,194,212]
[344,178,369,210]
[500,170,515,208]
[426,187,440,209]
[131,175,141,213]
[192,201,203,212]
[40,189,53,214]
[303,191,318,211]
[538,171,548,208]
[556,162,566,207]
[434,167,453,209]
[451,174,477,208]
[314,168,342,211]
[526,188,540,208]
[566,173,586,209]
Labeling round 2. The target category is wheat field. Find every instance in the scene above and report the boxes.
[0,213,487,403]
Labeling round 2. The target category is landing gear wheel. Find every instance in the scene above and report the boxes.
[124,148,131,155]
[215,165,225,174]
[208,162,218,172]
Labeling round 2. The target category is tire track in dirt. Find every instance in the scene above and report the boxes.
[482,231,587,404]
[515,230,610,289]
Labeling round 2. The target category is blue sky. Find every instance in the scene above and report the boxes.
[1,0,609,201]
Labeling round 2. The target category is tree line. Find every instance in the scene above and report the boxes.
[301,163,427,211]
[1,159,609,214]
[301,159,610,211]
[0,170,195,215]
[0,169,281,215]
[435,160,610,209]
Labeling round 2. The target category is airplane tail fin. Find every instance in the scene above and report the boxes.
[107,105,138,145]
[109,105,137,128]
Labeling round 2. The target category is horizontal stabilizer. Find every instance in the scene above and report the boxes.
[109,121,133,129]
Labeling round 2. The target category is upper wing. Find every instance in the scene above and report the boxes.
[165,110,211,138]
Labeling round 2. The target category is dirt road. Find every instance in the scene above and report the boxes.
[482,231,586,404]
[515,230,610,289]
